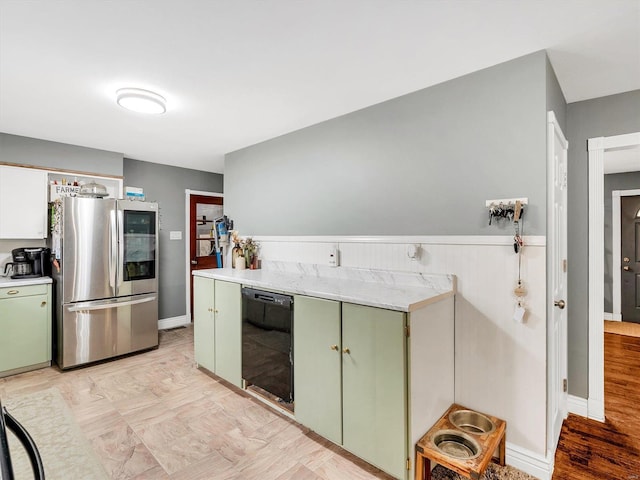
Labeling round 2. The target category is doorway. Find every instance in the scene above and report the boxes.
[587,131,640,422]
[185,190,224,321]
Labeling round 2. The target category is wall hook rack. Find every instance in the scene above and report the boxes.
[485,197,528,225]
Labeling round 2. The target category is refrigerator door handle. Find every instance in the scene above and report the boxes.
[67,295,156,312]
[109,209,117,290]
[117,208,124,288]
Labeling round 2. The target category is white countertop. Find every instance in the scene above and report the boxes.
[193,261,455,312]
[0,276,53,288]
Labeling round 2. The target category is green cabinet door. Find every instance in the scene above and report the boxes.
[342,303,407,480]
[193,276,215,372]
[0,286,51,374]
[214,280,242,388]
[294,295,342,444]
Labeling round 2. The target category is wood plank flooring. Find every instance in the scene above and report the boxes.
[604,320,640,338]
[0,326,394,480]
[552,332,640,479]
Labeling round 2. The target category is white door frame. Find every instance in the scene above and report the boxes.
[547,111,568,455]
[612,188,640,319]
[587,131,640,422]
[184,189,224,322]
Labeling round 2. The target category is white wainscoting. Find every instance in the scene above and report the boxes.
[252,235,549,475]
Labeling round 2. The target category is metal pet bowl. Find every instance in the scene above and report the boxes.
[449,409,496,435]
[432,429,481,460]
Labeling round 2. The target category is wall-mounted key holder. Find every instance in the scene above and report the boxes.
[486,197,528,226]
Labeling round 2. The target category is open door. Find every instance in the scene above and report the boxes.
[189,194,223,319]
[548,111,569,454]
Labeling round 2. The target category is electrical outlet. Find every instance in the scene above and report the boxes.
[328,246,339,267]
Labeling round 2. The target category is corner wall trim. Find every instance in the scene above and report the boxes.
[506,443,553,480]
[158,315,190,330]
[567,394,589,417]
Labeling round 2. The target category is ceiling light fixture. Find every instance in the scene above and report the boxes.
[116,88,166,114]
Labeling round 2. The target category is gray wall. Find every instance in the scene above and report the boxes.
[0,133,123,176]
[566,90,640,398]
[225,51,548,236]
[604,172,640,312]
[123,158,223,320]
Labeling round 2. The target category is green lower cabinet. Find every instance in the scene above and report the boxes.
[193,276,242,387]
[214,280,242,388]
[0,284,51,376]
[294,295,342,444]
[293,297,408,479]
[341,303,408,480]
[193,275,215,372]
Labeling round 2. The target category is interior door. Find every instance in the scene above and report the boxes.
[189,194,223,318]
[548,111,569,454]
[621,195,640,323]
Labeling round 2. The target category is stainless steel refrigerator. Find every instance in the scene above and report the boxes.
[51,197,159,369]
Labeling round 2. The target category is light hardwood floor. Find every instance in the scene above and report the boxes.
[0,326,395,480]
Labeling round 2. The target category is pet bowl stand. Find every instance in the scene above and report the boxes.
[415,403,506,480]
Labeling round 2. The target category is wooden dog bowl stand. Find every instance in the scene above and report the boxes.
[414,403,506,480]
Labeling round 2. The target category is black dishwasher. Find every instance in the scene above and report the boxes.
[241,287,293,404]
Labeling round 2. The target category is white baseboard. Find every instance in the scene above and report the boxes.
[604,312,622,321]
[506,443,553,480]
[588,397,605,423]
[158,315,190,330]
[567,394,588,417]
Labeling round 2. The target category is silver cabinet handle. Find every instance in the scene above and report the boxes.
[6,290,19,295]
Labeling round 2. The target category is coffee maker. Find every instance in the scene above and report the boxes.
[3,247,51,279]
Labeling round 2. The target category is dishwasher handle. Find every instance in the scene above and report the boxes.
[241,287,293,307]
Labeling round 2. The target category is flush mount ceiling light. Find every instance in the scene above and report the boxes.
[116,88,166,114]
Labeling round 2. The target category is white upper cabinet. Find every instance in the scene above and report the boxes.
[0,165,48,239]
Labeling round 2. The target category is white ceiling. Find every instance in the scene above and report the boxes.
[1,0,638,174]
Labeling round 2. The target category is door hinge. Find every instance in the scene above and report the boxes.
[406,458,411,471]
[562,259,567,273]
[563,378,568,392]
[405,325,410,337]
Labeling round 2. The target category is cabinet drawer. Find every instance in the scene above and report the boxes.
[0,284,48,299]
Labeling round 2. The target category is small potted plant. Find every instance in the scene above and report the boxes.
[243,237,259,269]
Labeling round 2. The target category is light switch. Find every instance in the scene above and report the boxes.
[170,231,182,240]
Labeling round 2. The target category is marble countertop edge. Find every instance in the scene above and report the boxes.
[0,276,53,288]
[193,266,455,313]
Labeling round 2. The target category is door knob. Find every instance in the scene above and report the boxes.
[624,257,630,263]
[342,347,350,354]
[623,266,631,271]
[330,345,339,351]
[554,299,566,309]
